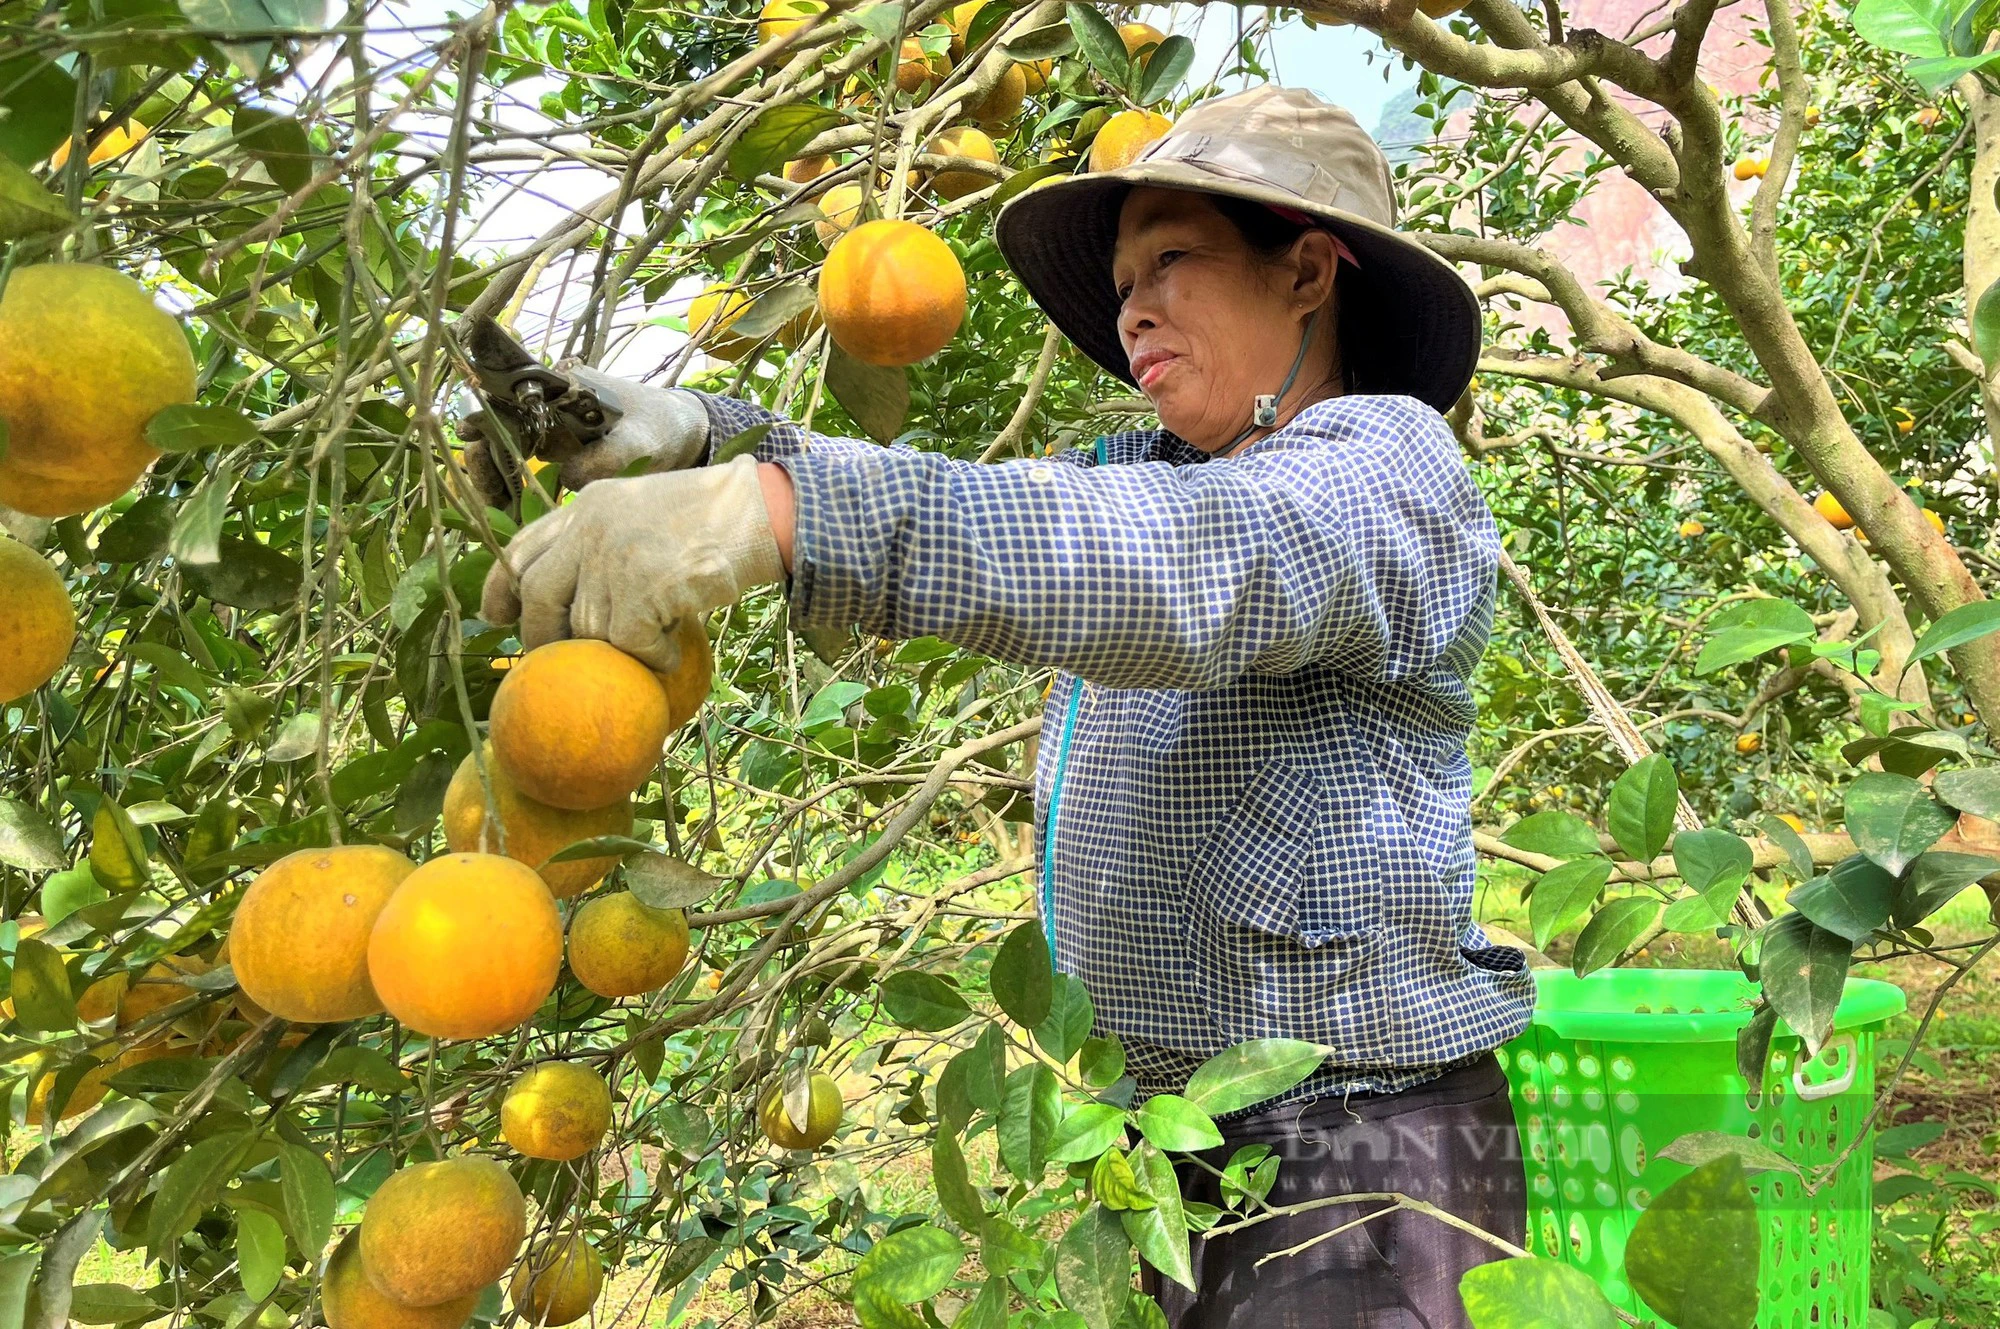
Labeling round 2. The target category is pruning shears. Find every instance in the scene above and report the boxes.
[454,315,626,468]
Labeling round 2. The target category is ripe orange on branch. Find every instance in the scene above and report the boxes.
[813,181,869,246]
[359,1155,526,1305]
[366,852,562,1040]
[489,639,674,811]
[567,891,691,998]
[324,1230,479,1329]
[819,219,967,366]
[967,62,1027,127]
[230,845,415,1022]
[757,0,825,52]
[0,537,76,705]
[511,1234,605,1327]
[1813,491,1853,529]
[896,37,950,93]
[443,744,631,898]
[759,1069,843,1149]
[0,263,195,517]
[925,126,999,201]
[1089,110,1172,173]
[502,1061,613,1161]
[1118,22,1168,63]
[688,284,757,362]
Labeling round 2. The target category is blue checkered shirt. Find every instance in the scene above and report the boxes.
[693,391,1535,1114]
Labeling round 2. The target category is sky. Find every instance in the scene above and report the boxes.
[1143,6,1415,134]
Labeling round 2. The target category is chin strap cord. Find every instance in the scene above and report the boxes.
[1227,308,1320,453]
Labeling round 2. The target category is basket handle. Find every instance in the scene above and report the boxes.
[1792,1032,1856,1101]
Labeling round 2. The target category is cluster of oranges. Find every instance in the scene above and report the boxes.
[682,6,1179,371]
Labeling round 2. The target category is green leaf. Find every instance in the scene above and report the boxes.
[854,1223,965,1302]
[149,1131,253,1252]
[1117,1298,1171,1329]
[1758,912,1851,1056]
[303,1045,412,1095]
[1091,1148,1155,1211]
[966,1022,1007,1111]
[1758,813,1814,881]
[1624,1156,1760,1329]
[1066,2,1131,77]
[854,1284,930,1329]
[67,1283,162,1324]
[183,538,301,612]
[954,1277,1010,1329]
[878,970,972,1031]
[0,56,78,165]
[1606,754,1678,861]
[166,462,237,567]
[1120,1144,1193,1291]
[626,853,721,910]
[1909,600,2000,666]
[991,157,1083,207]
[1787,854,1896,942]
[1529,857,1615,949]
[1935,766,2000,817]
[1912,50,2000,91]
[826,345,910,443]
[732,283,818,343]
[1571,896,1661,977]
[1459,1256,1621,1329]
[1183,1039,1322,1116]
[1080,1036,1127,1088]
[0,798,65,870]
[144,403,260,453]
[233,106,317,191]
[235,1207,285,1300]
[999,1063,1061,1183]
[1695,601,1816,674]
[1036,972,1094,1063]
[278,1142,334,1261]
[89,797,148,890]
[544,834,657,864]
[979,1215,1047,1278]
[729,103,845,181]
[41,862,107,926]
[800,680,867,732]
[1975,277,2000,374]
[1049,1103,1128,1163]
[1658,1130,1802,1176]
[1851,0,1951,54]
[0,1251,33,1327]
[0,152,73,239]
[1137,33,1194,104]
[1134,1094,1222,1152]
[1896,851,2000,927]
[1673,828,1753,894]
[991,919,1054,1027]
[263,711,321,762]
[932,1127,987,1230]
[1005,21,1077,60]
[710,422,774,465]
[1736,1002,1778,1092]
[1844,771,1955,874]
[1500,809,1603,860]
[96,496,174,562]
[11,936,76,1031]
[1055,1206,1132,1329]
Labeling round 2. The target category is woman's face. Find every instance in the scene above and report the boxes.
[1112,187,1337,453]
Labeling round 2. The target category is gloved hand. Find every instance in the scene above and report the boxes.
[460,365,713,510]
[479,454,785,671]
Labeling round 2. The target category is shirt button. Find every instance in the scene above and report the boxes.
[1029,464,1053,482]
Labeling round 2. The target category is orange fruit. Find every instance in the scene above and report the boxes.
[1020,58,1053,92]
[1813,491,1853,529]
[1089,109,1172,173]
[29,1039,192,1129]
[758,1070,843,1149]
[366,853,563,1040]
[819,219,967,366]
[489,639,672,811]
[1732,155,1767,181]
[324,1229,480,1329]
[567,892,691,998]
[1417,0,1469,15]
[967,61,1027,127]
[1736,732,1763,755]
[118,953,212,1041]
[1923,507,1946,535]
[1778,813,1806,833]
[946,0,987,57]
[75,972,128,1024]
[1915,106,1941,127]
[442,745,631,899]
[688,284,758,362]
[0,264,195,517]
[229,845,415,1023]
[502,1062,613,1161]
[784,154,833,185]
[48,121,149,170]
[654,615,714,733]
[0,537,76,704]
[510,1234,604,1326]
[926,126,999,201]
[359,1156,526,1306]
[757,0,825,51]
[1118,22,1167,62]
[813,181,869,246]
[896,38,950,93]
[1678,519,1704,538]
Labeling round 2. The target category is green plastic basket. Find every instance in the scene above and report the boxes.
[1496,967,1906,1328]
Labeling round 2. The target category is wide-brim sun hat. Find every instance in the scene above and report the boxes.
[994,85,1480,415]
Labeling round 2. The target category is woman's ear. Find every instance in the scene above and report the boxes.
[1288,229,1340,317]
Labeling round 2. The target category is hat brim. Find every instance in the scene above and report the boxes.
[993,161,1480,415]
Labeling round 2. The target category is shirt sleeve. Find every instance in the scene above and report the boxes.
[698,392,1499,691]
[692,391,879,467]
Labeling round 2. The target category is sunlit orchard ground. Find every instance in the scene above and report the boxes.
[66,867,1995,1327]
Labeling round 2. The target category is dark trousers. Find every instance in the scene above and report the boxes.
[1139,1051,1527,1329]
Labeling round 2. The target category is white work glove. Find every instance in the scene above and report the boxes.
[461,366,713,509]
[478,454,786,671]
